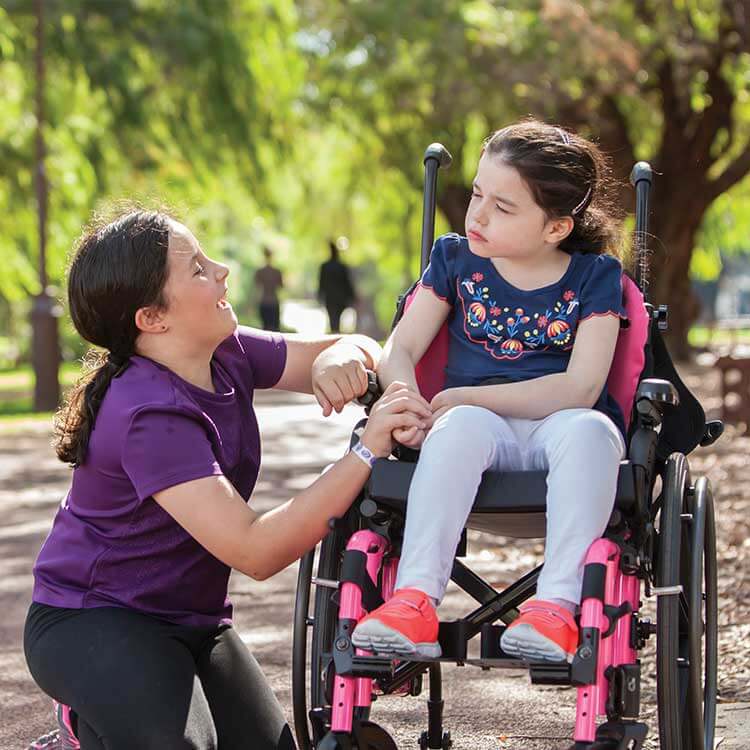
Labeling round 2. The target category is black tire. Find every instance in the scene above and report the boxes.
[293,548,315,750]
[656,455,718,750]
[684,476,718,749]
[655,452,690,750]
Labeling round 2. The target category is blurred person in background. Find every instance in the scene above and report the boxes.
[318,238,356,333]
[254,246,284,330]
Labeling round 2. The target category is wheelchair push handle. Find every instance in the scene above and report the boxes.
[424,142,452,168]
[629,161,654,302]
[629,161,653,188]
[421,143,453,273]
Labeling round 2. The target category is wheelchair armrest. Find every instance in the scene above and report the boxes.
[636,378,679,410]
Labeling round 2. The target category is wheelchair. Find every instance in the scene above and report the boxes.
[292,147,723,750]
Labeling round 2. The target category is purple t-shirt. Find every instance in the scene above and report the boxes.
[32,327,287,627]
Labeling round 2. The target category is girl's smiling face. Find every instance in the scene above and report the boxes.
[465,152,572,261]
[158,220,236,349]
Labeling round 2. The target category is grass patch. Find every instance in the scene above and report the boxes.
[0,362,80,394]
[689,325,750,347]
[0,363,81,419]
[0,411,54,430]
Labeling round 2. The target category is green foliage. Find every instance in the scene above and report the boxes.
[0,0,302,347]
[691,178,750,281]
[2,0,750,362]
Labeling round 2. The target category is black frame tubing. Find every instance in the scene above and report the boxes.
[420,144,452,273]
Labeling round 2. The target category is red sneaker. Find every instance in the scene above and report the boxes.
[352,588,441,658]
[500,600,579,663]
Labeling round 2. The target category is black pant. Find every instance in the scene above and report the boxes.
[24,603,296,750]
[259,302,281,331]
[325,303,346,334]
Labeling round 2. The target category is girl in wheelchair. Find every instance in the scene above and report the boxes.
[352,119,628,665]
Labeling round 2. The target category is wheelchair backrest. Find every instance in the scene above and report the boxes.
[406,273,650,431]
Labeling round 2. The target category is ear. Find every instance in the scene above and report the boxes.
[545,216,574,245]
[135,305,168,334]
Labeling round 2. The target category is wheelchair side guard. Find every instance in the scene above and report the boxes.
[330,530,389,735]
[572,538,648,747]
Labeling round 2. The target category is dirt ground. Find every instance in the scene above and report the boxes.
[1,360,748,749]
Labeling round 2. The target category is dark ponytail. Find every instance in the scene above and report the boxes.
[483,119,624,259]
[54,210,171,466]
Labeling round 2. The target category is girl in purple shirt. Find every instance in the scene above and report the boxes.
[25,211,430,749]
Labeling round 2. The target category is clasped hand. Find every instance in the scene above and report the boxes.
[392,386,469,449]
[310,344,468,456]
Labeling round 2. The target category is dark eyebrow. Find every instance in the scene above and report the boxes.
[472,180,518,209]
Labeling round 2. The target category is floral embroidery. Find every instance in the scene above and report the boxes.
[459,273,579,360]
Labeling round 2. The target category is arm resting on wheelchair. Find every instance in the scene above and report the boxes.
[437,314,620,420]
[378,285,452,393]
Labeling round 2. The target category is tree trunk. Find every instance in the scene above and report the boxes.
[437,182,472,235]
[31,291,61,410]
[33,0,61,411]
[646,178,711,361]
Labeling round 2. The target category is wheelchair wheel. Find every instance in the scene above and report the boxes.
[655,454,718,750]
[318,722,398,750]
[685,476,718,748]
[293,527,371,749]
[293,547,315,750]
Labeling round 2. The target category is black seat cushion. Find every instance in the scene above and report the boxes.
[366,459,637,516]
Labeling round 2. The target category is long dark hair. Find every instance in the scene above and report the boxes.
[54,210,172,466]
[483,119,624,258]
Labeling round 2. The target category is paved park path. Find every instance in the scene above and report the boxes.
[1,366,748,748]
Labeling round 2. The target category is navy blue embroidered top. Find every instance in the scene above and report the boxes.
[420,233,627,436]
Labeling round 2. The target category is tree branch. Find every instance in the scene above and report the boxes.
[599,95,637,169]
[655,57,689,161]
[707,145,750,200]
[688,62,734,166]
[685,0,745,163]
[632,0,656,26]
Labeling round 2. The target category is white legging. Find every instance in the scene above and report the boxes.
[394,405,626,604]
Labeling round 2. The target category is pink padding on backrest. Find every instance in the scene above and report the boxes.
[404,285,450,402]
[607,275,649,430]
[404,274,649,427]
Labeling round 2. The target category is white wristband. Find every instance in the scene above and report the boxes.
[351,440,377,468]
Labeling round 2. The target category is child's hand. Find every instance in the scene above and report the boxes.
[360,382,433,458]
[430,387,471,423]
[391,385,434,448]
[393,424,428,449]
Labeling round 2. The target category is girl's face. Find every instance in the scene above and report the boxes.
[159,220,236,350]
[465,152,568,261]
